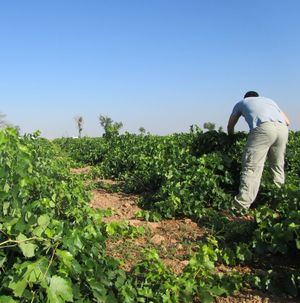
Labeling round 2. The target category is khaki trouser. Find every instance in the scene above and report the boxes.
[235,121,289,209]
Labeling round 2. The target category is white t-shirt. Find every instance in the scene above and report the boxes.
[231,96,286,131]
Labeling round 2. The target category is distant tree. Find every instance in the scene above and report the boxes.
[218,126,224,133]
[203,122,216,131]
[99,115,123,139]
[0,112,20,133]
[189,124,202,134]
[74,116,84,138]
[0,112,8,129]
[139,127,146,134]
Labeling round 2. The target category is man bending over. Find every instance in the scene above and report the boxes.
[227,91,290,210]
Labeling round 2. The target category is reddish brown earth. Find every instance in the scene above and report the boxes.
[215,290,298,303]
[90,187,204,274]
[72,169,298,303]
[90,187,298,303]
[70,166,92,174]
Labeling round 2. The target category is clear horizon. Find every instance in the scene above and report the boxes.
[1,0,299,138]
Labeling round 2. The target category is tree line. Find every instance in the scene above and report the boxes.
[74,114,221,138]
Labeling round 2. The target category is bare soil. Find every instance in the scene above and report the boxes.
[72,168,298,303]
[90,188,204,274]
[89,187,298,303]
[70,166,92,174]
[215,290,298,303]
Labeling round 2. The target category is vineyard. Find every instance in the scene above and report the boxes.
[0,127,299,302]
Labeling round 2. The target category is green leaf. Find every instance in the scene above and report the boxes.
[4,183,10,193]
[20,178,27,187]
[210,285,227,296]
[56,250,74,270]
[0,255,7,268]
[106,223,116,236]
[88,279,108,300]
[38,214,50,227]
[47,276,73,303]
[8,279,27,297]
[200,291,214,303]
[8,258,49,297]
[0,296,18,303]
[17,234,37,258]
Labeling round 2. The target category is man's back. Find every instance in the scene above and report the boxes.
[232,96,286,131]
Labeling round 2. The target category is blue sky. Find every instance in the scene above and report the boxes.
[0,0,299,137]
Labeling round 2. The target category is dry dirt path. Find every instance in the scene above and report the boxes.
[72,167,298,303]
[90,187,298,303]
[90,186,204,274]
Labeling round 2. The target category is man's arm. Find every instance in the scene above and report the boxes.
[281,111,291,126]
[227,114,240,135]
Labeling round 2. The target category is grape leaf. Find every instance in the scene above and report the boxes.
[47,276,73,303]
[17,234,37,258]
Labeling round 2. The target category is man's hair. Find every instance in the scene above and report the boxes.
[244,91,259,98]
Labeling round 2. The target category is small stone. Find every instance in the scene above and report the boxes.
[180,260,189,267]
[122,202,132,209]
[128,220,142,227]
[150,234,165,245]
[148,222,160,230]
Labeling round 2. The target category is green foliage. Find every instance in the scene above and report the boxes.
[203,122,216,131]
[1,128,248,302]
[55,128,300,298]
[134,210,162,222]
[120,242,242,303]
[99,115,123,139]
[105,221,145,238]
[54,137,107,165]
[0,128,125,302]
